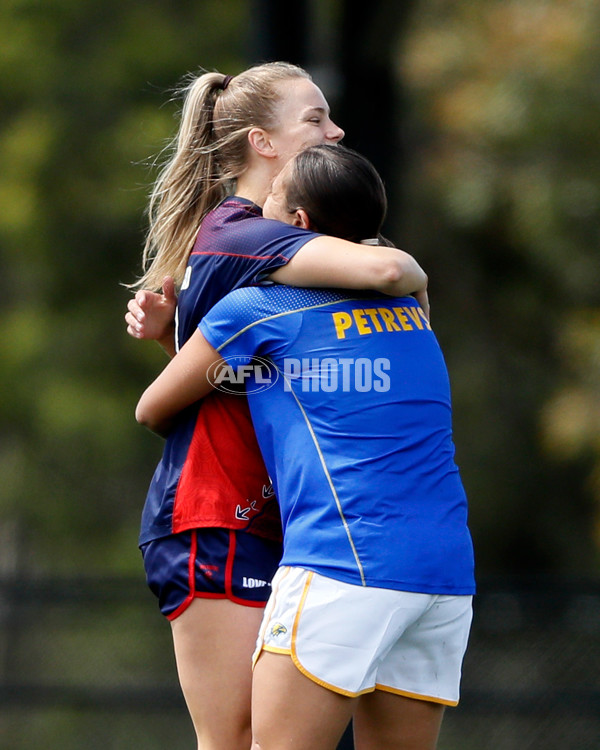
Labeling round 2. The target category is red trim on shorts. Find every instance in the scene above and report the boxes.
[238,599,269,608]
[166,530,198,621]
[224,529,236,599]
[166,530,267,621]
[222,531,265,608]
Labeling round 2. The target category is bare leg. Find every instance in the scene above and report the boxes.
[171,597,264,750]
[354,690,445,750]
[251,651,357,750]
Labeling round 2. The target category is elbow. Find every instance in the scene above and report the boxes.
[379,255,427,294]
[381,257,404,285]
[136,397,171,438]
[135,402,151,428]
[135,397,157,431]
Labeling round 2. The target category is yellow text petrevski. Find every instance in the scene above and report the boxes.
[331,305,431,340]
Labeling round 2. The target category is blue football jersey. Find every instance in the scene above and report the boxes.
[200,285,475,595]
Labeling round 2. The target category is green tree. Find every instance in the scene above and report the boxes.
[397,0,600,574]
[0,0,247,573]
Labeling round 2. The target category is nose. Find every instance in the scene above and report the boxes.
[327,120,345,142]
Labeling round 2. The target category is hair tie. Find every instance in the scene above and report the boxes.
[221,75,233,90]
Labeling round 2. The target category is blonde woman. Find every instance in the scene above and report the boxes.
[128,63,428,749]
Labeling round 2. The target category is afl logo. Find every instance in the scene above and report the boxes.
[207,356,279,394]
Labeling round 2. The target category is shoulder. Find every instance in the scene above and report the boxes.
[193,198,263,247]
[215,285,354,318]
[203,286,341,339]
[205,285,288,326]
[199,200,315,248]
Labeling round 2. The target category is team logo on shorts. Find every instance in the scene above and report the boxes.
[271,622,287,636]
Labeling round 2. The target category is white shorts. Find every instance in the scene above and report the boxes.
[253,566,473,705]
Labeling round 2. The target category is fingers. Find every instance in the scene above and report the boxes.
[125,287,175,341]
[162,276,176,302]
[127,296,145,324]
[126,294,148,337]
[129,290,161,320]
[125,310,144,338]
[415,290,430,321]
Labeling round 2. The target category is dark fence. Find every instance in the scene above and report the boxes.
[1,576,599,749]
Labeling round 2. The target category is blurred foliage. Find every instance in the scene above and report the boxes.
[397,0,600,573]
[0,0,599,579]
[0,0,248,573]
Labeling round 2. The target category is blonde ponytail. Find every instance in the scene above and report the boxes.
[132,62,311,290]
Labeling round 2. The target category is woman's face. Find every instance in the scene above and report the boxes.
[269,78,344,164]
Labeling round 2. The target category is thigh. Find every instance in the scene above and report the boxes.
[252,651,356,750]
[354,690,444,750]
[171,597,264,750]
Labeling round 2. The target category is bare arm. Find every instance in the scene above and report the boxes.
[269,236,429,314]
[127,239,429,349]
[135,329,221,436]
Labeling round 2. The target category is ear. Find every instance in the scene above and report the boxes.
[292,208,313,230]
[247,128,277,159]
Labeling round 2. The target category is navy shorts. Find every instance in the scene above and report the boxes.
[141,529,282,620]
